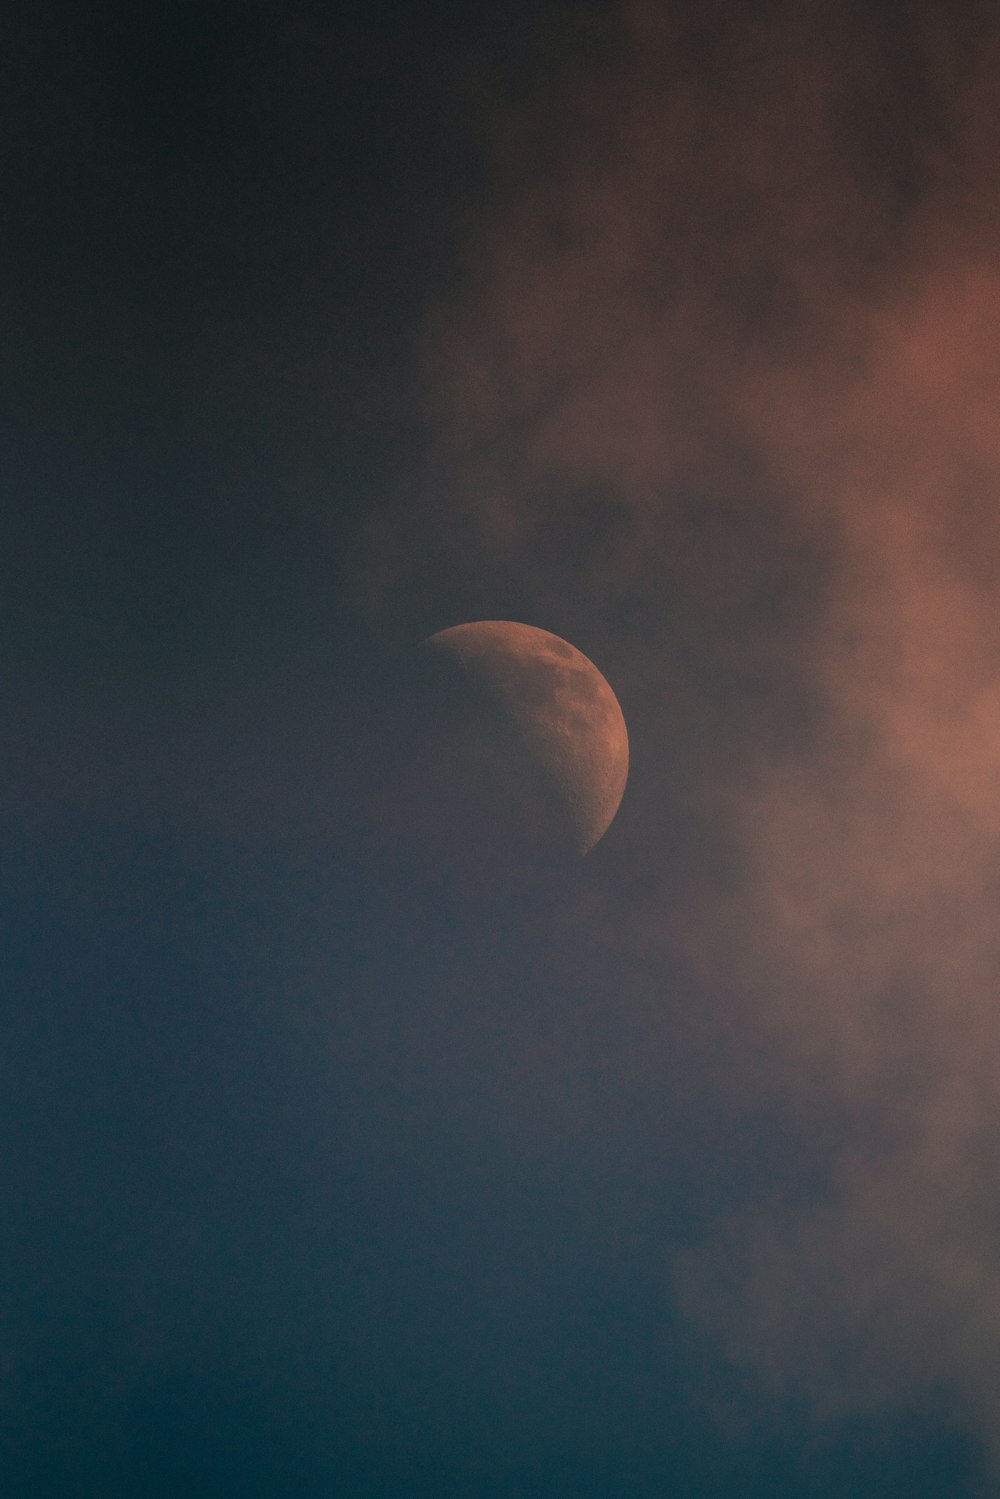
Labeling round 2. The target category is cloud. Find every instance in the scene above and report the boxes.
[671,232,1000,1460]
[367,0,1000,1466]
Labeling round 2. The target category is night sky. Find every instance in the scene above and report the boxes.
[6,2,1000,1494]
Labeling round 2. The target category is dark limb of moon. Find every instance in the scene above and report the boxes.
[415,621,629,861]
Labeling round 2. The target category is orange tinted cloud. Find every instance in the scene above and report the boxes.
[375,0,1000,1462]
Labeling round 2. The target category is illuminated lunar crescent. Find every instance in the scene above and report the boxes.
[419,621,628,856]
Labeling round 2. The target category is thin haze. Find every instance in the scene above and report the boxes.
[365,0,1000,1468]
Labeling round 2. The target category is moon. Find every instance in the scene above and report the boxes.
[418,621,628,858]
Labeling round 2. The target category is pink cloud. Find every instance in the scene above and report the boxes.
[369,0,1000,1461]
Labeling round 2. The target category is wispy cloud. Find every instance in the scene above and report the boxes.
[369,0,1000,1461]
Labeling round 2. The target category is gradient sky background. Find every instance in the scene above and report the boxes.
[7,1,1000,1494]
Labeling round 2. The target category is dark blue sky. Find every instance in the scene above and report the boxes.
[3,2,998,1494]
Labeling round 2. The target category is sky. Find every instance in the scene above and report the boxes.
[6,0,1000,1493]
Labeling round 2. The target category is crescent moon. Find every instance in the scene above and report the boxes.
[419,621,628,856]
